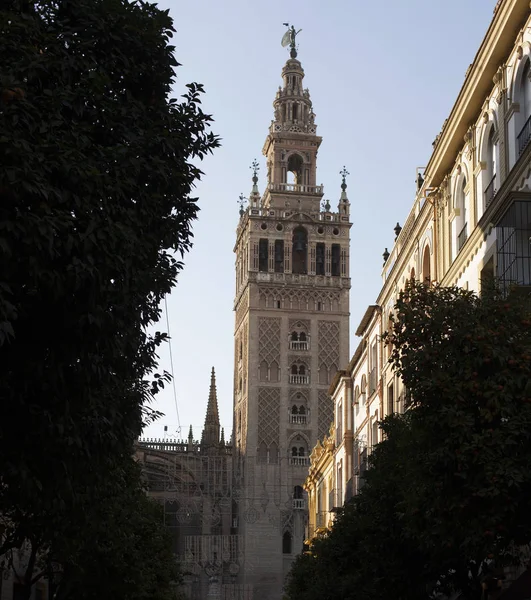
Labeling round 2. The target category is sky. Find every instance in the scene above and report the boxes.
[142,0,498,441]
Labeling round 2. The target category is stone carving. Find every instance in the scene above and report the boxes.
[258,387,280,446]
[235,289,249,328]
[318,321,340,369]
[318,390,334,440]
[259,288,340,311]
[258,317,281,364]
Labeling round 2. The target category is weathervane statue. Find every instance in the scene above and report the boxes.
[281,23,302,58]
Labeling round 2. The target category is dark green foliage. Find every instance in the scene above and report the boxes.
[0,0,218,596]
[287,283,531,600]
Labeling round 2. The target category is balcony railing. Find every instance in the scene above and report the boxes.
[289,414,307,425]
[315,511,328,529]
[268,182,323,194]
[289,456,309,466]
[484,174,496,208]
[518,114,531,156]
[289,340,309,351]
[289,374,310,385]
[457,223,468,252]
[292,498,305,510]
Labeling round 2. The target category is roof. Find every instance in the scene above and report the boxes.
[355,305,380,337]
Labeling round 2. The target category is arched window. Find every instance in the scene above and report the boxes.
[299,332,307,342]
[287,154,303,185]
[514,58,531,156]
[299,405,306,415]
[354,385,360,415]
[260,360,269,381]
[422,245,431,284]
[291,364,298,375]
[294,485,303,499]
[269,442,279,464]
[291,405,299,415]
[291,446,298,457]
[258,441,268,464]
[291,331,298,341]
[292,227,308,274]
[282,531,292,554]
[298,446,305,456]
[454,176,468,256]
[484,127,498,209]
[298,365,306,376]
[269,361,279,382]
[360,375,367,405]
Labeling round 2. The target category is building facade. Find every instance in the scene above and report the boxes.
[232,43,351,600]
[137,369,237,600]
[305,0,531,542]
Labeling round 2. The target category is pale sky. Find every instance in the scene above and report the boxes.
[143,0,498,441]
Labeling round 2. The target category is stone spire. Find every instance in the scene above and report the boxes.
[201,367,220,450]
[338,166,350,217]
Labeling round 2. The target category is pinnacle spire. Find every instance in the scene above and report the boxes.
[201,367,220,451]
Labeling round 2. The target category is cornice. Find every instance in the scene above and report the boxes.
[424,0,530,188]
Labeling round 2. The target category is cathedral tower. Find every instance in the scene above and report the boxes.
[232,36,351,600]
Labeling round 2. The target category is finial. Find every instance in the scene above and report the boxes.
[383,248,390,264]
[394,222,402,239]
[340,166,349,192]
[188,424,194,442]
[282,23,302,58]
[238,193,248,217]
[322,199,331,212]
[250,159,260,195]
[220,427,225,445]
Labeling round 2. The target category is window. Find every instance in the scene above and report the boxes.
[290,404,307,424]
[387,382,394,415]
[316,243,325,275]
[517,60,531,155]
[258,239,268,272]
[290,331,309,351]
[369,342,378,395]
[484,127,497,209]
[269,442,279,464]
[422,245,431,284]
[257,441,268,464]
[292,227,308,274]
[336,401,343,445]
[331,244,341,276]
[274,240,284,273]
[287,154,303,184]
[454,176,468,256]
[282,531,292,554]
[354,385,360,415]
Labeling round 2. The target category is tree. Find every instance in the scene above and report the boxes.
[287,282,531,600]
[385,282,531,597]
[286,417,429,600]
[0,0,218,595]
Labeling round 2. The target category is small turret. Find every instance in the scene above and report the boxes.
[201,367,220,452]
[338,166,350,218]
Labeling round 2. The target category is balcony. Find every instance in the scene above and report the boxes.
[457,223,468,252]
[328,489,341,511]
[289,340,309,351]
[289,456,309,467]
[289,414,307,425]
[292,498,306,510]
[484,174,496,208]
[315,511,328,529]
[268,182,323,194]
[518,114,531,156]
[289,374,310,385]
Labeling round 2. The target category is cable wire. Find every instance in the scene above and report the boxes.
[164,295,182,436]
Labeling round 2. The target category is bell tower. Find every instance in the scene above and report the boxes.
[232,32,351,600]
